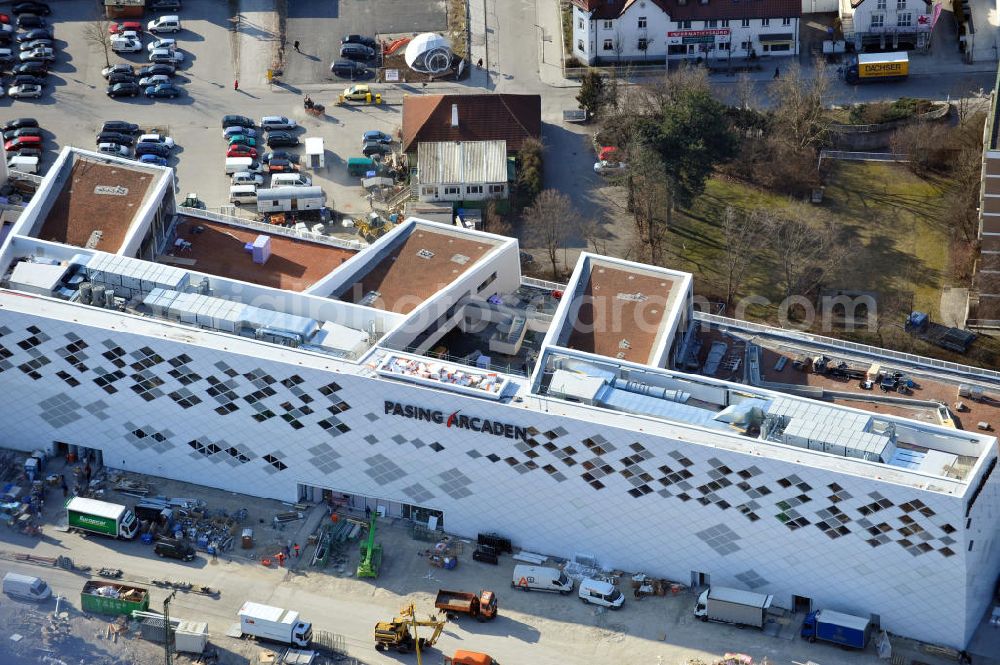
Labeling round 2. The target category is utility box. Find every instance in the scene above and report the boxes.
[305,137,324,169]
[174,621,209,653]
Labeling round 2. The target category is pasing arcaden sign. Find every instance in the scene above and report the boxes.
[384,400,528,441]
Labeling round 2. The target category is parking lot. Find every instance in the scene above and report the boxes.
[0,0,411,227]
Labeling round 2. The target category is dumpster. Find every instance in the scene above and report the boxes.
[347,157,376,177]
[81,581,150,615]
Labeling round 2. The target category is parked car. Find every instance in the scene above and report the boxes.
[101,121,140,134]
[138,153,168,166]
[10,146,41,157]
[11,74,44,86]
[147,15,181,34]
[3,127,41,140]
[329,59,368,79]
[18,39,52,51]
[101,63,135,78]
[96,132,134,146]
[138,74,170,87]
[266,158,298,173]
[12,3,51,16]
[261,150,299,164]
[150,0,182,10]
[363,130,392,145]
[109,21,142,34]
[221,114,253,129]
[144,83,181,98]
[16,13,46,29]
[16,28,51,42]
[138,63,174,77]
[154,538,195,561]
[8,83,42,98]
[341,34,377,49]
[106,82,140,97]
[226,143,257,158]
[227,134,256,147]
[4,135,41,151]
[11,62,46,76]
[148,48,183,64]
[97,142,130,157]
[19,46,54,61]
[134,142,169,157]
[361,140,391,157]
[147,38,176,52]
[223,126,257,140]
[110,36,142,53]
[265,131,298,147]
[342,84,370,101]
[0,13,10,24]
[107,72,137,85]
[2,117,37,132]
[593,159,626,175]
[231,171,263,186]
[138,133,174,148]
[339,42,374,61]
[259,115,297,131]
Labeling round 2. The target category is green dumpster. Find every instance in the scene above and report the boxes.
[347,157,376,177]
[81,581,150,616]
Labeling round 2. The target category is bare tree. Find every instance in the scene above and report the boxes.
[721,206,766,308]
[481,197,512,236]
[735,71,756,111]
[769,59,831,152]
[764,209,844,303]
[523,189,579,278]
[83,17,113,69]
[626,143,669,264]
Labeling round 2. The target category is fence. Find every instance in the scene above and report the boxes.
[695,311,1000,383]
[817,150,909,169]
[562,62,668,79]
[178,206,367,251]
[9,170,43,185]
[520,276,567,292]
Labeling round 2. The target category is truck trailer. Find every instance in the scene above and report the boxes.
[238,602,312,647]
[801,609,873,649]
[694,586,773,628]
[434,589,498,621]
[844,52,908,84]
[81,581,150,615]
[67,497,138,539]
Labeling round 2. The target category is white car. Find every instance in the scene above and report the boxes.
[97,143,131,157]
[138,74,170,87]
[8,83,42,98]
[593,160,627,175]
[147,38,176,52]
[111,36,142,53]
[231,171,264,186]
[148,48,184,64]
[259,115,297,131]
[138,133,175,149]
[19,47,55,62]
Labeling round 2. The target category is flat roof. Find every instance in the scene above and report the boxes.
[565,260,681,365]
[170,217,356,292]
[36,158,158,252]
[337,224,497,314]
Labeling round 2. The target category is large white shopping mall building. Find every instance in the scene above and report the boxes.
[0,148,998,650]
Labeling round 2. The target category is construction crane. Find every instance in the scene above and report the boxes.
[373,603,445,665]
[163,589,177,665]
[356,511,382,578]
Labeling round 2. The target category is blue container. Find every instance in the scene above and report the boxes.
[141,533,154,544]
[197,535,209,549]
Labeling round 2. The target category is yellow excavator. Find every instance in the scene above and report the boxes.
[374,603,445,662]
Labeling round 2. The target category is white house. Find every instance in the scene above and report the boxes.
[416,140,509,204]
[840,0,936,51]
[570,0,802,65]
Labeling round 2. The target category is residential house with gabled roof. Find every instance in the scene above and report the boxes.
[839,0,936,52]
[570,0,801,65]
[401,93,541,155]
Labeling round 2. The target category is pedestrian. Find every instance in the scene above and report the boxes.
[234,79,239,91]
[283,543,290,558]
[293,543,300,558]
[83,462,91,485]
[773,66,780,79]
[60,474,68,498]
[293,40,300,52]
[276,551,286,567]
[477,57,483,68]
[365,505,371,519]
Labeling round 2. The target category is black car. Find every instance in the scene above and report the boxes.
[342,34,377,50]
[12,2,51,16]
[11,63,46,77]
[11,146,41,158]
[12,74,45,86]
[150,0,182,9]
[0,32,13,46]
[221,114,253,129]
[17,14,46,29]
[2,117,38,133]
[138,63,175,77]
[134,142,170,157]
[107,82,140,97]
[3,127,41,141]
[96,131,134,146]
[330,59,368,79]
[153,538,195,561]
[266,131,299,148]
[261,150,299,164]
[339,43,375,61]
[17,28,53,42]
[101,120,139,134]
[107,72,137,85]
[361,140,391,157]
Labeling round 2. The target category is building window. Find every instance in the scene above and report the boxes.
[603,20,613,30]
[721,19,729,27]
[871,14,884,28]
[637,38,648,51]
[477,272,498,293]
[897,12,912,26]
[706,19,717,28]
[761,18,770,27]
[741,40,752,52]
[782,17,791,26]
[668,44,687,55]
[421,187,436,196]
[876,0,886,7]
[603,39,614,50]
[488,184,505,194]
[896,0,906,7]
[577,39,585,51]
[718,41,730,50]
[769,43,790,51]
[679,20,692,29]
[638,16,647,29]
[466,185,483,195]
[444,186,460,196]
[741,18,750,27]
[578,18,584,29]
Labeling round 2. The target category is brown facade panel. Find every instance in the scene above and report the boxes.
[981,216,1000,234]
[985,157,1000,177]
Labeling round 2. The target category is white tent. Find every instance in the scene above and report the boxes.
[404,33,452,74]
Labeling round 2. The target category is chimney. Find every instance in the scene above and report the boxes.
[451,104,459,128]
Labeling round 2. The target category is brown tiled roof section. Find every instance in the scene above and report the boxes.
[572,0,800,20]
[402,94,541,153]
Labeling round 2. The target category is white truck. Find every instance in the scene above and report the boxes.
[67,496,138,539]
[694,586,773,629]
[238,602,312,647]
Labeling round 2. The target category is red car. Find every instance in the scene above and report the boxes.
[109,21,142,34]
[226,144,257,159]
[0,14,10,24]
[5,135,41,151]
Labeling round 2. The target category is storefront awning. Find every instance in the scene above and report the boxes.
[760,33,794,44]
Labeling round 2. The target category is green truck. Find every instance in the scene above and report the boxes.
[67,497,139,539]
[81,581,150,615]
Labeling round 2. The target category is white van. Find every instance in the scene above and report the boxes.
[147,15,181,33]
[271,172,311,188]
[225,157,261,175]
[7,155,39,174]
[511,565,573,594]
[2,572,52,602]
[229,184,258,205]
[578,578,624,609]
